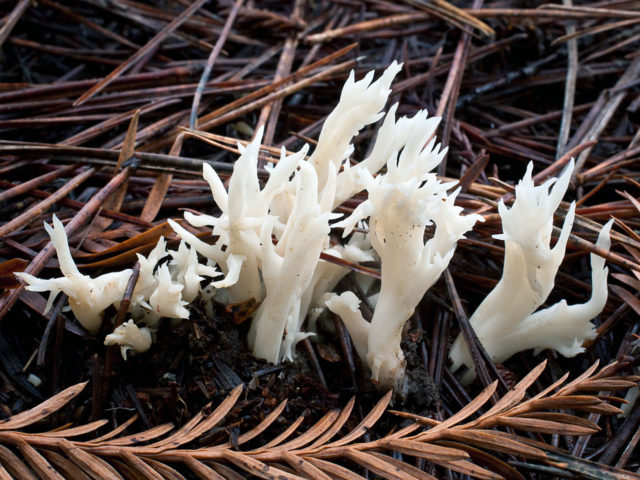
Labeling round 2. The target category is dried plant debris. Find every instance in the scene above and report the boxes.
[0,360,638,480]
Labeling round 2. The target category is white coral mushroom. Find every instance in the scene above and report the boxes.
[449,161,613,383]
[149,264,190,319]
[310,61,402,203]
[168,63,417,366]
[248,162,331,363]
[174,127,304,303]
[332,111,482,390]
[169,241,220,302]
[16,215,131,334]
[104,320,152,359]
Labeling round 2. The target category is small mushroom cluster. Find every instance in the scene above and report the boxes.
[169,61,480,388]
[17,216,220,358]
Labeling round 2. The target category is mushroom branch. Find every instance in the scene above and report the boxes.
[173,127,305,304]
[104,319,152,360]
[248,162,331,363]
[449,161,614,383]
[16,215,132,334]
[327,110,482,390]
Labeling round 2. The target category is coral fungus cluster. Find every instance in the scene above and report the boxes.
[17,63,613,390]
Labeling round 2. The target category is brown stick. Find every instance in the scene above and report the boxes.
[190,0,244,129]
[0,164,78,203]
[556,0,579,158]
[0,168,96,238]
[437,0,484,175]
[140,135,183,222]
[0,0,31,51]
[198,59,357,132]
[73,0,209,106]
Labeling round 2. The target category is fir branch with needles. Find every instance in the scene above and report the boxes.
[0,360,638,480]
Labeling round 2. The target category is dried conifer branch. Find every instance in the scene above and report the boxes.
[0,361,637,480]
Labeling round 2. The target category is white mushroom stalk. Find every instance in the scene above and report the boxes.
[448,161,613,383]
[325,291,370,362]
[331,112,482,390]
[174,127,304,303]
[16,215,131,334]
[248,162,331,363]
[104,320,152,360]
[302,232,375,333]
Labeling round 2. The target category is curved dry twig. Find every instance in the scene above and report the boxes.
[0,360,638,480]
